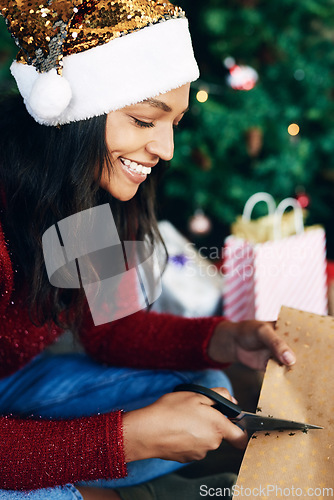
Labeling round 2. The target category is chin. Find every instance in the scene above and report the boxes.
[101,185,138,202]
[117,193,137,202]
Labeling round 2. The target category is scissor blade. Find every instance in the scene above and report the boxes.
[233,412,323,433]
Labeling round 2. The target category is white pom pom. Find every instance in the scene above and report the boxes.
[28,68,72,122]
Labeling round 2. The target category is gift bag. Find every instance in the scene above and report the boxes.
[223,193,328,321]
[234,306,334,499]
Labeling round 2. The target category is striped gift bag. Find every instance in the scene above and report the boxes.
[223,195,328,322]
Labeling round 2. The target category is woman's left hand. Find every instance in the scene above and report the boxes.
[208,320,296,371]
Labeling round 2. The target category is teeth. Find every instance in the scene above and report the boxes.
[121,158,152,175]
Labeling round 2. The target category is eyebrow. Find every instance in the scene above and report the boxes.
[141,98,189,115]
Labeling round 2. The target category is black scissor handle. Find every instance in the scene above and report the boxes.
[173,383,241,418]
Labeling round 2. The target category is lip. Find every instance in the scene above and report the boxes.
[119,158,148,184]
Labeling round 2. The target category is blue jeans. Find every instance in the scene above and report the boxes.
[0,353,233,499]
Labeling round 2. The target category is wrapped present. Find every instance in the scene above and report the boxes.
[151,221,223,317]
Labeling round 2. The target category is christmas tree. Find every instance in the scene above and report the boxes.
[1,2,334,256]
[157,0,334,257]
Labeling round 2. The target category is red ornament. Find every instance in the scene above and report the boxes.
[296,192,310,209]
[224,57,259,91]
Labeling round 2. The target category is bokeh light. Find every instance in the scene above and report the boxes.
[288,123,300,136]
[196,90,209,103]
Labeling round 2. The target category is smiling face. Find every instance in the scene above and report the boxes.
[100,83,190,201]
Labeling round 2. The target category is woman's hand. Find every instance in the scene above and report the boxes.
[207,320,296,370]
[122,388,248,463]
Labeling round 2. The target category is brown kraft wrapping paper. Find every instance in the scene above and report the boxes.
[233,306,334,499]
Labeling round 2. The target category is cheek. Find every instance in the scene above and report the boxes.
[106,124,143,157]
[105,131,125,157]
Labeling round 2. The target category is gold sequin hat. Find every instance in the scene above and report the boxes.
[0,1,199,126]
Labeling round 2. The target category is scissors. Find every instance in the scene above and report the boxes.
[174,383,323,435]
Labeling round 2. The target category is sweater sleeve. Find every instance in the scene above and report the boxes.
[0,411,127,491]
[80,309,226,371]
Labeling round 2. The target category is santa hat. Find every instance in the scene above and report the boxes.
[1,1,199,126]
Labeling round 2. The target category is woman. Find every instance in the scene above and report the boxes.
[0,1,296,499]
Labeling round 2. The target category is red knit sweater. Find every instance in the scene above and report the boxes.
[0,220,223,491]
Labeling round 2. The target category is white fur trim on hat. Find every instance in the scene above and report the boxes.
[11,18,199,126]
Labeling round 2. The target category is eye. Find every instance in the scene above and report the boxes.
[131,117,155,128]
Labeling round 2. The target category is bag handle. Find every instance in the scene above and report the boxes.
[242,192,276,221]
[273,198,304,240]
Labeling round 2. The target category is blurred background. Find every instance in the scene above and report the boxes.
[1,0,334,259]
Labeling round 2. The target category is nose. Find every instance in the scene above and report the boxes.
[146,124,174,161]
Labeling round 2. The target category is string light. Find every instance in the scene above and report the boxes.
[196,90,209,103]
[288,123,300,136]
